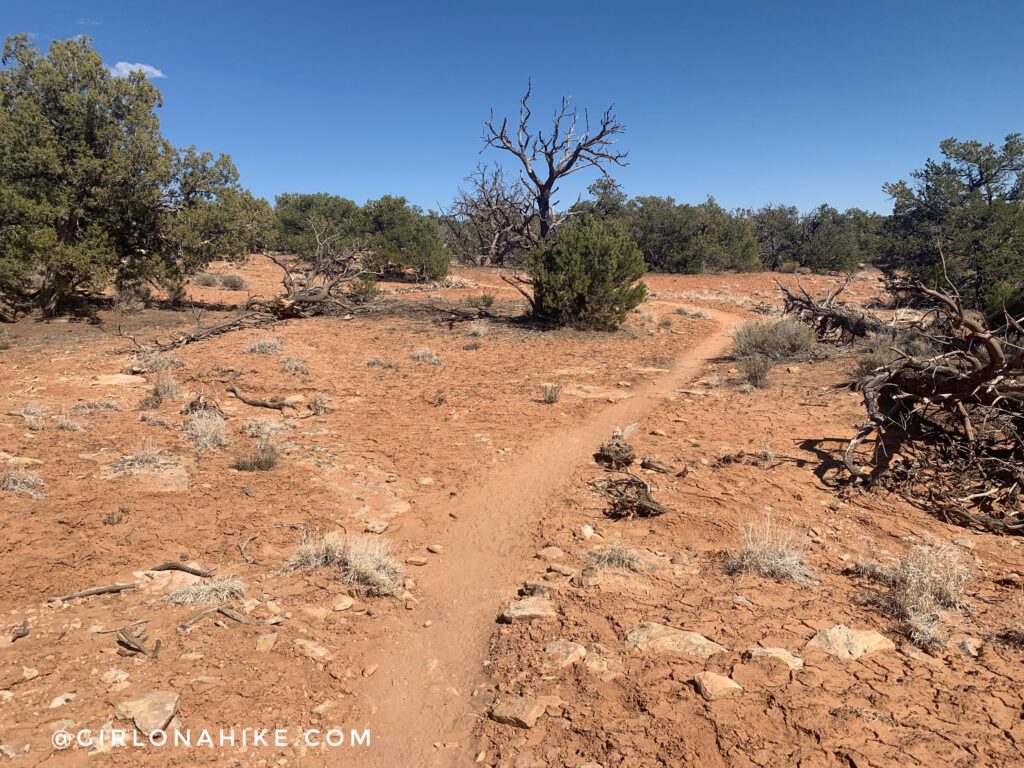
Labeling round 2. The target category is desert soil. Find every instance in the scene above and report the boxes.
[1,263,1022,768]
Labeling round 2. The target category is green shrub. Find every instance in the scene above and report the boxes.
[220,274,247,291]
[347,276,380,304]
[525,221,648,330]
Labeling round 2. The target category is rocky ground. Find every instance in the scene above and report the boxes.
[1,265,1022,767]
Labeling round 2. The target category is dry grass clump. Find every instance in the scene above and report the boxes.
[153,373,182,400]
[245,337,284,355]
[538,383,563,404]
[411,348,442,365]
[658,316,673,329]
[463,292,495,309]
[676,307,709,319]
[233,439,279,471]
[18,404,46,431]
[855,541,970,650]
[71,400,120,414]
[463,340,482,351]
[219,274,247,291]
[167,576,245,605]
[588,545,646,572]
[281,355,308,375]
[284,533,404,597]
[308,393,328,415]
[242,418,288,439]
[731,317,815,361]
[183,410,229,451]
[193,272,221,287]
[724,516,811,582]
[140,413,172,428]
[127,350,183,373]
[737,354,772,388]
[111,440,166,475]
[1,469,44,498]
[57,409,83,431]
[466,320,489,337]
[366,357,395,368]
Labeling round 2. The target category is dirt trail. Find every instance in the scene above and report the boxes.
[356,307,738,767]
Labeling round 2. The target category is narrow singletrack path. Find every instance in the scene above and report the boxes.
[354,307,739,766]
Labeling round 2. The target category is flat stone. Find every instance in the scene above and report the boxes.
[332,596,355,612]
[624,623,728,658]
[960,637,982,658]
[427,544,444,554]
[743,647,804,671]
[581,525,596,539]
[497,596,557,623]
[94,374,146,387]
[114,691,179,735]
[100,670,128,687]
[537,546,564,560]
[693,671,742,701]
[255,633,278,652]
[49,692,76,708]
[417,477,435,486]
[294,638,333,664]
[490,696,546,729]
[806,624,895,660]
[543,639,587,668]
[406,556,428,566]
[364,521,389,534]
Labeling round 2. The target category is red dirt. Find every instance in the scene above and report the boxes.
[1,263,1022,768]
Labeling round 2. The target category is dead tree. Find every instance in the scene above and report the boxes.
[443,164,537,267]
[484,81,627,240]
[251,217,373,319]
[777,277,887,342]
[844,282,1024,532]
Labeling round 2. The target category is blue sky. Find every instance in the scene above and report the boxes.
[7,1,1023,214]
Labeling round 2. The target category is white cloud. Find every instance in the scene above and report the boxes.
[109,61,166,79]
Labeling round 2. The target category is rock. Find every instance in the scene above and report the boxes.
[101,669,129,686]
[498,596,557,623]
[570,567,599,588]
[49,692,76,708]
[743,647,804,671]
[255,633,278,652]
[417,477,435,486]
[406,556,428,566]
[178,652,203,662]
[301,606,329,621]
[94,374,146,387]
[0,691,13,703]
[806,624,895,660]
[490,696,546,729]
[693,671,742,701]
[114,691,179,735]
[521,581,557,597]
[580,525,595,539]
[960,637,982,658]
[624,623,728,658]
[732,595,753,607]
[953,537,975,550]
[650,429,667,437]
[543,639,587,668]
[294,638,333,664]
[332,596,355,612]
[362,664,379,677]
[427,544,444,554]
[547,563,572,576]
[364,520,389,534]
[313,700,337,715]
[537,545,564,560]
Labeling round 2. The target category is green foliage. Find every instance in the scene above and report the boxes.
[272,193,362,255]
[0,34,269,312]
[271,193,450,281]
[525,221,648,329]
[881,134,1024,310]
[360,196,450,280]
